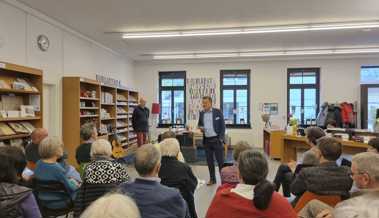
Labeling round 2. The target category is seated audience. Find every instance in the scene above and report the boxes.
[220,140,253,185]
[158,138,198,218]
[74,139,129,217]
[206,150,297,218]
[273,150,319,197]
[119,144,188,218]
[157,130,185,162]
[25,128,48,171]
[76,123,97,166]
[291,137,353,199]
[298,152,379,218]
[367,137,379,153]
[34,137,80,209]
[80,193,140,218]
[0,146,41,218]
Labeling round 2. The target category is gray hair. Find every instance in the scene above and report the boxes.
[352,152,379,181]
[159,138,180,157]
[302,150,320,166]
[80,193,140,218]
[135,144,161,176]
[91,139,112,157]
[39,137,63,159]
[80,123,96,141]
[233,141,254,161]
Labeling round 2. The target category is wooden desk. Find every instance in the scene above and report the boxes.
[281,135,369,163]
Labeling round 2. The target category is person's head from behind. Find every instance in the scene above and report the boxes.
[233,141,254,162]
[351,152,379,189]
[160,131,176,141]
[202,96,212,111]
[31,128,48,144]
[80,123,97,142]
[80,193,140,218]
[139,97,146,108]
[0,148,21,183]
[302,150,320,166]
[135,144,161,177]
[0,146,26,178]
[159,138,180,159]
[238,150,274,210]
[39,137,64,161]
[305,127,325,146]
[367,138,379,154]
[91,139,112,159]
[317,136,342,162]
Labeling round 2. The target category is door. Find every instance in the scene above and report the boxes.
[361,84,379,130]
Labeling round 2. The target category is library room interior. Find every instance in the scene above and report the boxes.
[1,0,379,218]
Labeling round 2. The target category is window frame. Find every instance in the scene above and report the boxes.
[287,68,320,126]
[220,69,251,129]
[158,71,186,128]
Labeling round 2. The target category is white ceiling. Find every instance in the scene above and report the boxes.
[17,0,379,60]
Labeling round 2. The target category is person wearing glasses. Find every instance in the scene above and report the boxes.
[298,152,379,218]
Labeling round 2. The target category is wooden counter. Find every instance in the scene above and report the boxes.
[281,135,369,163]
[263,128,285,159]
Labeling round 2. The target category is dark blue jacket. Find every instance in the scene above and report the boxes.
[198,108,226,142]
[119,178,188,218]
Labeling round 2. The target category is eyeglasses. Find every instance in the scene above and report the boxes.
[349,171,368,178]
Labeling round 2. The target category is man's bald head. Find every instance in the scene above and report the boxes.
[31,128,48,144]
[139,97,146,107]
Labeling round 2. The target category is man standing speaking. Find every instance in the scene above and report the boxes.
[198,96,226,185]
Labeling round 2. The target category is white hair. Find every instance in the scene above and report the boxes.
[80,193,140,218]
[90,139,112,157]
[352,152,379,181]
[159,138,180,157]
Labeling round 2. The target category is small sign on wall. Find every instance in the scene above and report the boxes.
[261,103,279,115]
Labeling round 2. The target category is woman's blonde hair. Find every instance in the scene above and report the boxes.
[39,136,63,159]
[90,139,112,157]
[80,193,140,218]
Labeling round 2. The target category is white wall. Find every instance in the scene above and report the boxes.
[0,0,135,137]
[134,57,379,147]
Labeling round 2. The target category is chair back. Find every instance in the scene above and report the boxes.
[294,191,342,213]
[33,179,74,217]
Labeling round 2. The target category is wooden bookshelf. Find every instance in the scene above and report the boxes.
[0,61,43,143]
[63,76,140,165]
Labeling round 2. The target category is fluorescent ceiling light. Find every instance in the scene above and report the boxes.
[123,21,379,39]
[151,47,379,60]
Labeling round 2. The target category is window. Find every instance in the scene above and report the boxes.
[159,71,186,127]
[360,66,379,130]
[220,70,251,128]
[287,68,320,125]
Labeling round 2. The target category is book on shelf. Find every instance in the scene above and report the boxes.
[117,94,127,102]
[0,80,11,89]
[8,122,30,134]
[0,123,16,136]
[101,92,114,104]
[20,122,35,133]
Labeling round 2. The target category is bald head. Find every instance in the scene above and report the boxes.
[31,128,48,144]
[139,97,146,107]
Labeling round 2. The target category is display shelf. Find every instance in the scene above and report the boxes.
[0,133,30,140]
[0,116,41,122]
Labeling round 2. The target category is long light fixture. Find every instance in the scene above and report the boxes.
[151,47,379,60]
[123,21,379,39]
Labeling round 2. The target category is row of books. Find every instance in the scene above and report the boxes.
[0,78,39,92]
[0,122,35,136]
